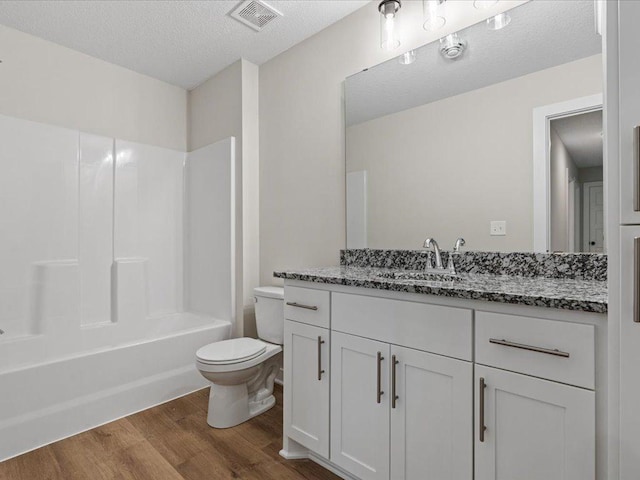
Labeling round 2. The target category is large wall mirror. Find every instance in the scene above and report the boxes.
[345,0,603,253]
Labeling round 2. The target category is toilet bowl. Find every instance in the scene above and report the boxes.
[196,286,284,428]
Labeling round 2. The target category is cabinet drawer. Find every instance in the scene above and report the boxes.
[332,292,472,361]
[284,286,330,328]
[475,311,595,389]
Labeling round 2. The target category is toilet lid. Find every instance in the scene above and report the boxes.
[196,338,267,365]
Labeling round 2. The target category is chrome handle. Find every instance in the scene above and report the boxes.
[376,351,384,404]
[391,355,399,409]
[635,126,640,211]
[489,338,570,358]
[635,237,640,323]
[286,302,318,311]
[479,377,487,442]
[317,336,325,380]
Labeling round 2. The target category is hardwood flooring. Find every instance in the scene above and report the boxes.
[0,385,340,480]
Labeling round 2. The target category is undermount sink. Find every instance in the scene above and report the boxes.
[375,271,461,282]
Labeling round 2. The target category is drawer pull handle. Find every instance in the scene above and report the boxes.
[489,338,570,358]
[479,377,487,442]
[317,336,325,381]
[376,351,384,404]
[286,302,318,311]
[391,354,399,409]
[635,126,640,211]
[635,237,640,323]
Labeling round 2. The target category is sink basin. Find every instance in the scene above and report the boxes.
[375,271,461,282]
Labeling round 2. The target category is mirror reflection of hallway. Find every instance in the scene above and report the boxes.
[549,109,604,253]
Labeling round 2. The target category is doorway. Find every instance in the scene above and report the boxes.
[533,94,604,252]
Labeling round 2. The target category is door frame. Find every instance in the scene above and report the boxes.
[582,181,604,252]
[532,94,603,252]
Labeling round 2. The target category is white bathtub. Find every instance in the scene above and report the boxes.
[0,118,237,462]
[0,313,230,462]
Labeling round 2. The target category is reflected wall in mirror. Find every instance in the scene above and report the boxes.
[345,0,603,253]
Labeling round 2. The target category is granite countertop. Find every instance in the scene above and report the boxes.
[273,266,608,314]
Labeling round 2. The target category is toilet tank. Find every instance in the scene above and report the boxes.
[253,286,284,345]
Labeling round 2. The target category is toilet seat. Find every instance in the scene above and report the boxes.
[196,337,266,365]
[197,342,282,373]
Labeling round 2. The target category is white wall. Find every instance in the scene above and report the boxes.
[259,0,527,285]
[346,55,602,252]
[550,126,579,252]
[188,59,260,337]
[0,25,187,150]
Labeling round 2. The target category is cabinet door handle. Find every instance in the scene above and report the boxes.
[391,354,399,409]
[286,302,318,311]
[489,338,570,358]
[479,377,487,443]
[635,238,640,323]
[376,351,384,404]
[317,336,325,380]
[635,126,640,211]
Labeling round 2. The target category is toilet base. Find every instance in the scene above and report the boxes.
[206,384,277,429]
[204,354,280,429]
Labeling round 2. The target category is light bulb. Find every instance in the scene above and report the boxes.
[399,50,416,65]
[487,12,511,30]
[474,0,498,9]
[379,0,401,50]
[423,0,446,31]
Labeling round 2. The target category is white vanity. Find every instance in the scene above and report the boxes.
[278,277,607,480]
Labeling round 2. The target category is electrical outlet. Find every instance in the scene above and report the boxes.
[490,221,506,236]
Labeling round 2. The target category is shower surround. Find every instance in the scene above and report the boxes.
[0,114,235,461]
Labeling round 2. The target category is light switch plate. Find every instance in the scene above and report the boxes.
[490,221,506,236]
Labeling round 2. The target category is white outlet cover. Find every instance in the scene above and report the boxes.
[490,221,507,236]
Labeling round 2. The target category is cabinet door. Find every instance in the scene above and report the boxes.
[619,226,640,478]
[390,346,472,480]
[330,331,390,480]
[284,320,330,458]
[475,365,595,480]
[619,0,640,222]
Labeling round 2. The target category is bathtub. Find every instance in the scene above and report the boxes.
[0,313,230,462]
[0,118,237,462]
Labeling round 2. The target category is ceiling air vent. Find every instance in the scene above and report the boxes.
[230,0,283,32]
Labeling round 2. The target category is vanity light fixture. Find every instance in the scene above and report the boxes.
[474,0,499,9]
[423,0,446,32]
[440,33,466,60]
[399,50,417,65]
[379,0,402,51]
[487,12,511,30]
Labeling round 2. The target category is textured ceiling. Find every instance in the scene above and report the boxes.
[552,110,603,169]
[346,0,602,126]
[0,0,369,89]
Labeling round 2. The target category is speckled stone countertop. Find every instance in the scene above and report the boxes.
[273,266,608,314]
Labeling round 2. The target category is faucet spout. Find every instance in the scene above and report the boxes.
[423,238,443,269]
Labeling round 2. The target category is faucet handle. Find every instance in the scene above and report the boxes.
[454,237,466,253]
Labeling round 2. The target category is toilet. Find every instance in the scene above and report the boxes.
[196,286,284,428]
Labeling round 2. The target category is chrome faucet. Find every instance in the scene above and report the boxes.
[423,238,444,273]
[446,237,466,275]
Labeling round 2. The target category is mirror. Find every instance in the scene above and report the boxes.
[345,0,603,253]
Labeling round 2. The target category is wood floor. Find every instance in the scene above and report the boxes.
[0,385,340,480]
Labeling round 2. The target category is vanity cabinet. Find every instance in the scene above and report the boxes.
[281,283,603,480]
[475,365,595,480]
[283,319,330,458]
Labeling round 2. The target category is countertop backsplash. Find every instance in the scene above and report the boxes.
[340,249,607,281]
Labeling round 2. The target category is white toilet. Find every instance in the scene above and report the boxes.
[196,286,284,428]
